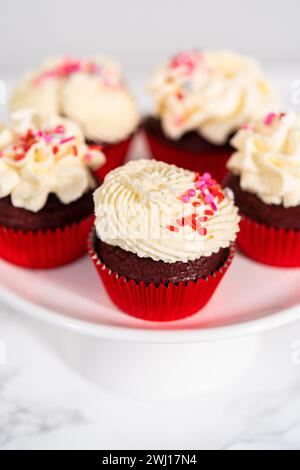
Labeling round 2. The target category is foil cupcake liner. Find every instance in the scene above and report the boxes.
[237,215,300,267]
[94,136,132,180]
[0,215,94,269]
[88,230,235,322]
[144,130,231,183]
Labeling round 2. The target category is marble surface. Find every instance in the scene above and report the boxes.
[1,300,300,450]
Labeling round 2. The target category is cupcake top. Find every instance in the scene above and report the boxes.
[10,56,140,144]
[148,50,279,145]
[94,159,239,263]
[228,111,300,208]
[0,110,105,212]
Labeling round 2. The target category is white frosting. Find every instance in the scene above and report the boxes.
[148,50,279,145]
[0,110,105,212]
[10,56,140,143]
[228,111,300,208]
[94,160,239,263]
[10,58,65,116]
[63,74,139,143]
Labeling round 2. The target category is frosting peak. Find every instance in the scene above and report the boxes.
[0,110,105,212]
[10,56,140,143]
[148,50,279,144]
[228,111,300,208]
[94,160,239,263]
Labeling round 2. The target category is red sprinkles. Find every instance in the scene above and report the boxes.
[167,172,225,237]
[167,225,179,232]
[33,58,102,85]
[2,125,84,162]
[170,51,204,75]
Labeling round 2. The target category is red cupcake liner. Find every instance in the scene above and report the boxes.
[0,215,94,269]
[237,215,300,267]
[144,131,231,182]
[94,136,133,180]
[88,230,235,322]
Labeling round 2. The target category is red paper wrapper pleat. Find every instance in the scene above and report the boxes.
[144,131,231,183]
[0,215,94,269]
[237,216,300,267]
[94,136,132,180]
[88,231,235,322]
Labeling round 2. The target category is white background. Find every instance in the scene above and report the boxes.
[1,0,300,75]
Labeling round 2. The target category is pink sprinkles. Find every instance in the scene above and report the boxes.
[1,125,97,164]
[170,51,204,75]
[262,112,287,127]
[60,136,75,145]
[242,112,286,133]
[167,172,224,237]
[264,112,277,126]
[33,58,101,85]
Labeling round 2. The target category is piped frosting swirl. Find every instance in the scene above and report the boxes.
[10,56,140,143]
[94,159,239,263]
[148,50,279,145]
[0,110,105,212]
[228,111,300,208]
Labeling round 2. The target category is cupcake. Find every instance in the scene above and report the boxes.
[10,56,140,178]
[144,50,279,181]
[0,110,105,268]
[88,159,239,321]
[224,111,300,267]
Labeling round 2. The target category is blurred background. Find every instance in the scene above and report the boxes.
[1,0,300,72]
[1,0,300,111]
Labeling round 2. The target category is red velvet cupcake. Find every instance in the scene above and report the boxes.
[10,56,140,178]
[144,50,279,181]
[89,159,240,322]
[225,111,300,267]
[0,110,105,268]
